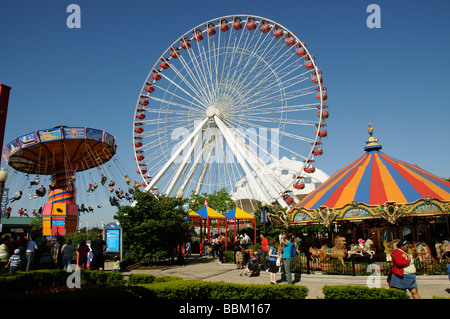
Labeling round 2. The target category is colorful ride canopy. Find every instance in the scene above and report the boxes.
[3,126,117,174]
[286,124,450,226]
[224,207,254,220]
[296,151,450,211]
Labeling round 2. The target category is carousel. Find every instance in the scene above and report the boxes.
[270,124,450,260]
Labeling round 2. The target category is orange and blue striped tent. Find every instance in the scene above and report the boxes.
[292,148,450,212]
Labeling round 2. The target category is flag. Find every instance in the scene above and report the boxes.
[204,198,208,206]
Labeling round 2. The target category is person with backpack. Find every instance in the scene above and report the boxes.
[281,235,293,284]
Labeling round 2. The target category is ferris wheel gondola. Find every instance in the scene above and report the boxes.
[133,15,329,208]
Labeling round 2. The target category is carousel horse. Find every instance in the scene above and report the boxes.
[315,236,347,267]
[435,241,450,262]
[412,242,434,263]
[309,246,325,264]
[347,238,375,259]
[383,239,393,262]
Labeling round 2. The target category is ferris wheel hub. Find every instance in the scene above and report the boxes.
[206,106,222,119]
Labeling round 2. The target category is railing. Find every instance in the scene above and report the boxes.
[290,254,449,276]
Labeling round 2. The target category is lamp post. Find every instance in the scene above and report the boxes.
[175,188,185,265]
[0,168,8,218]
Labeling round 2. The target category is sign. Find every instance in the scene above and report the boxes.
[52,220,65,226]
[260,209,269,224]
[1,188,8,217]
[105,223,121,253]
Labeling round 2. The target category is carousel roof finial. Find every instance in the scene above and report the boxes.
[364,123,382,152]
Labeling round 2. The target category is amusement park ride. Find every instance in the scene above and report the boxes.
[2,126,135,236]
[132,15,329,208]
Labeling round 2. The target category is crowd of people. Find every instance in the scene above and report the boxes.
[0,233,110,273]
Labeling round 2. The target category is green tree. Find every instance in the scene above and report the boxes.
[188,188,234,214]
[114,190,189,264]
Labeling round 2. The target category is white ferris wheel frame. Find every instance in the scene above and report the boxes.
[133,14,327,208]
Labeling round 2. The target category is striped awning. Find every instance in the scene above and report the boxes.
[292,150,450,212]
[224,207,254,219]
[195,206,226,219]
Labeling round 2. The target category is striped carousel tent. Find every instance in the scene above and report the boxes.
[287,124,450,226]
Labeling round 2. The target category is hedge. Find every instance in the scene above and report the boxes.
[322,285,410,299]
[0,271,308,299]
[127,273,183,285]
[0,270,124,294]
[136,280,309,299]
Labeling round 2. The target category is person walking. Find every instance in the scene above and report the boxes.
[6,249,21,273]
[91,234,107,270]
[389,239,420,299]
[25,237,38,271]
[234,237,244,269]
[51,238,62,269]
[282,235,293,284]
[77,240,90,269]
[268,239,278,284]
[61,239,74,270]
[257,234,269,271]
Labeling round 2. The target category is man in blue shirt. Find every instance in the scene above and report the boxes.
[282,235,293,284]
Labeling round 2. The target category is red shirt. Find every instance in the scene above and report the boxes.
[261,237,269,252]
[392,248,410,277]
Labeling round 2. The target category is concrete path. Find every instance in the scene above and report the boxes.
[116,254,450,299]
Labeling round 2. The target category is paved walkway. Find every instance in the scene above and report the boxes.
[116,254,450,299]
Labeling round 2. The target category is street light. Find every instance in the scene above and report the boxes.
[176,188,184,200]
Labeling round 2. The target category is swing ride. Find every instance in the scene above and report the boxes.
[2,126,136,236]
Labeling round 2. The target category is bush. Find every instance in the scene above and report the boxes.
[139,280,308,299]
[322,285,410,299]
[127,274,183,285]
[0,269,125,295]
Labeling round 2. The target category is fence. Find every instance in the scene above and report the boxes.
[291,254,449,276]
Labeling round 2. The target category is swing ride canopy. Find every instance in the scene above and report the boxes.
[3,126,117,174]
[285,124,450,226]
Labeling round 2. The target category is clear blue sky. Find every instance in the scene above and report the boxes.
[1,0,449,227]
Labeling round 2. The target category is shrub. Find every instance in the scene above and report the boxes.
[139,280,308,299]
[127,274,183,285]
[322,285,410,299]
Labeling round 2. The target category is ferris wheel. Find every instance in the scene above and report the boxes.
[133,14,328,208]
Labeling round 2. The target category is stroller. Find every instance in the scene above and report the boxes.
[240,256,261,277]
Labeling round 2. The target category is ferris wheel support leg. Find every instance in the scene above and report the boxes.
[165,132,202,195]
[214,116,289,208]
[214,116,275,207]
[179,135,215,194]
[144,118,208,193]
[231,129,292,206]
[195,137,216,195]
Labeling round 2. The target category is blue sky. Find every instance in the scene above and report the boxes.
[1,0,449,227]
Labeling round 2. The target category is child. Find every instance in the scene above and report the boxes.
[6,249,21,273]
[113,256,120,272]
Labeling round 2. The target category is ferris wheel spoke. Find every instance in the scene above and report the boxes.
[155,69,209,109]
[224,117,308,159]
[229,37,290,98]
[151,82,207,111]
[249,103,317,115]
[178,50,215,106]
[237,62,309,106]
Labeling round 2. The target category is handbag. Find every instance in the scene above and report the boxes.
[276,257,281,267]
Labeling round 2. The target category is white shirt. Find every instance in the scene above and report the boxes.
[26,240,37,253]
